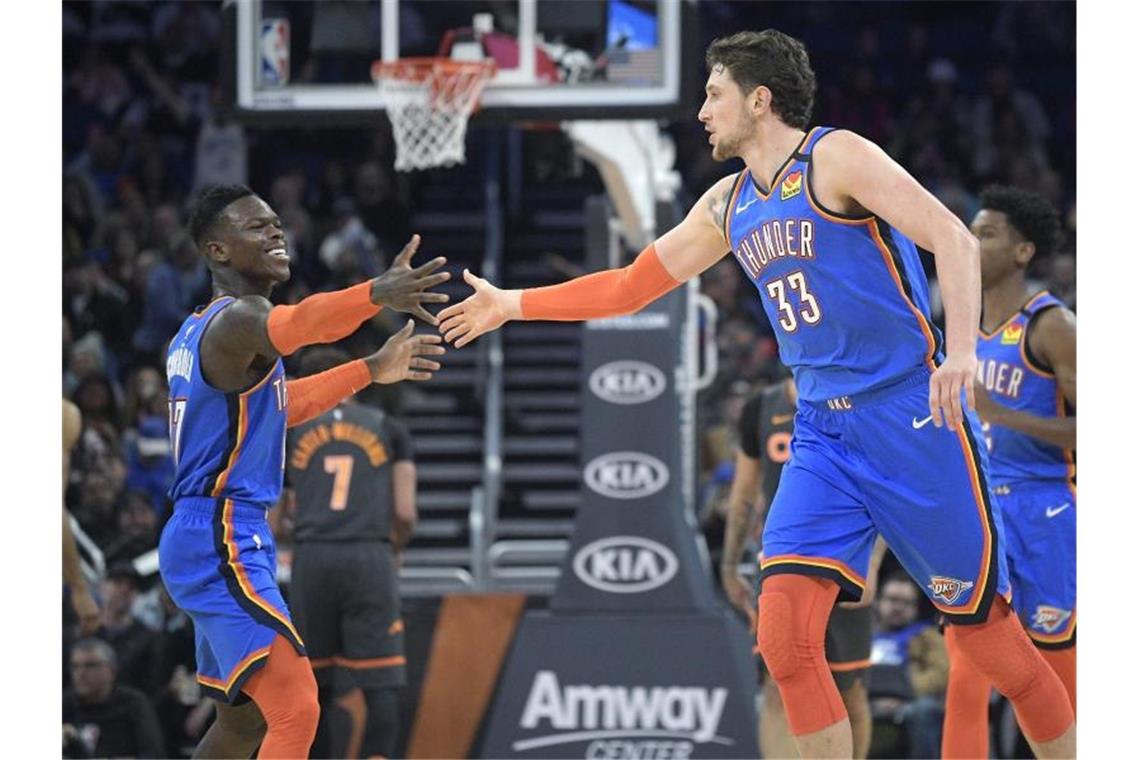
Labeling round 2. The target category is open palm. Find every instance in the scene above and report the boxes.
[437,269,510,348]
[366,319,446,383]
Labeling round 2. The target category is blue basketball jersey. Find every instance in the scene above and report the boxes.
[724,126,943,402]
[166,297,288,507]
[976,290,1073,484]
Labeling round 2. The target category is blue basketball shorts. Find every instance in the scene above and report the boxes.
[992,479,1076,647]
[159,497,306,703]
[759,368,1011,624]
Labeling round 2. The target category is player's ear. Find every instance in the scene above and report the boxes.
[1014,240,1036,268]
[204,240,230,265]
[750,85,772,116]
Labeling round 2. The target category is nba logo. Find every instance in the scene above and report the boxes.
[260,19,290,87]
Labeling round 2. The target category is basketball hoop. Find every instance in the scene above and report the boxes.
[372,58,496,172]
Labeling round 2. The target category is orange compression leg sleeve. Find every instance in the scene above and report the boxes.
[267,281,379,356]
[242,634,321,759]
[285,359,372,428]
[942,624,992,759]
[519,244,681,321]
[948,597,1073,744]
[1039,645,1076,715]
[755,574,847,736]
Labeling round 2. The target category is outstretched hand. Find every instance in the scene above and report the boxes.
[437,269,513,348]
[365,319,446,384]
[370,234,451,325]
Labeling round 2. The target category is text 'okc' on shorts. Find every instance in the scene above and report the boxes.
[760,368,1011,624]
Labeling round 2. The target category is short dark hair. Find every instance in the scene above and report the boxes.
[188,184,256,247]
[71,638,117,668]
[299,346,352,377]
[979,185,1062,258]
[706,30,816,129]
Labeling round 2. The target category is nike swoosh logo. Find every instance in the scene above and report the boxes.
[735,195,759,215]
[1045,503,1071,518]
[771,413,794,425]
[912,415,934,429]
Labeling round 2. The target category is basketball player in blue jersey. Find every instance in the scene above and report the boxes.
[943,186,1076,758]
[437,30,1074,759]
[160,184,448,759]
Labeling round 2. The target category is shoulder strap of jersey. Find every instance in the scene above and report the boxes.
[794,126,836,161]
[722,170,750,245]
[1022,291,1065,374]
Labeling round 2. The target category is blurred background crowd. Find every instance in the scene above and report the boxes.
[62,2,1073,757]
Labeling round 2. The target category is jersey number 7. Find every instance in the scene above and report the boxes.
[169,398,187,466]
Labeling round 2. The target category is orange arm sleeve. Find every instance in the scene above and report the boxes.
[285,359,372,428]
[267,281,380,356]
[520,244,681,321]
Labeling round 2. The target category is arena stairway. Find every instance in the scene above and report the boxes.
[397,141,606,595]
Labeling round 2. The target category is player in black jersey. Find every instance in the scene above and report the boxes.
[283,347,417,759]
[721,376,884,759]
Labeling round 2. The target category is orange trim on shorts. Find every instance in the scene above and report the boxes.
[829,658,872,673]
[196,645,271,694]
[760,554,866,590]
[308,655,406,670]
[867,221,939,370]
[220,498,305,645]
[936,427,994,617]
[1027,612,1077,645]
[335,655,407,670]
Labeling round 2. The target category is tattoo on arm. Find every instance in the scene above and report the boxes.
[706,176,736,237]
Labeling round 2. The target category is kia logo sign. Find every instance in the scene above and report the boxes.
[584,452,670,499]
[588,361,667,405]
[572,536,679,593]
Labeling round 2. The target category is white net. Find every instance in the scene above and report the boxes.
[373,59,496,172]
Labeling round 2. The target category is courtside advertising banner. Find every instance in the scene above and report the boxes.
[480,614,759,759]
[551,290,715,612]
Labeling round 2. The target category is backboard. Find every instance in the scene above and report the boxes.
[222,0,693,126]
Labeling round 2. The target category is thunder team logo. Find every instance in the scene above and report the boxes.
[928,576,975,605]
[780,170,803,200]
[1001,323,1024,345]
[1032,605,1073,633]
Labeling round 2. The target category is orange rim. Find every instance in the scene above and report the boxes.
[371,57,496,84]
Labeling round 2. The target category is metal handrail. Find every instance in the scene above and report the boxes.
[475,129,505,591]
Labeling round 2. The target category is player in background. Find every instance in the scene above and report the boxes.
[437,30,1074,759]
[942,186,1076,758]
[722,376,884,759]
[159,184,447,759]
[283,346,417,759]
[63,398,101,636]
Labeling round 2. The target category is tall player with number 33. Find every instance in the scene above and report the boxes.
[437,30,1074,759]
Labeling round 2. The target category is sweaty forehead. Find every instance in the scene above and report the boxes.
[705,64,734,88]
[221,194,274,227]
[971,208,1011,231]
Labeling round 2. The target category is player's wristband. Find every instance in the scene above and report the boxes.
[267,281,380,356]
[520,243,680,321]
[285,359,372,428]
